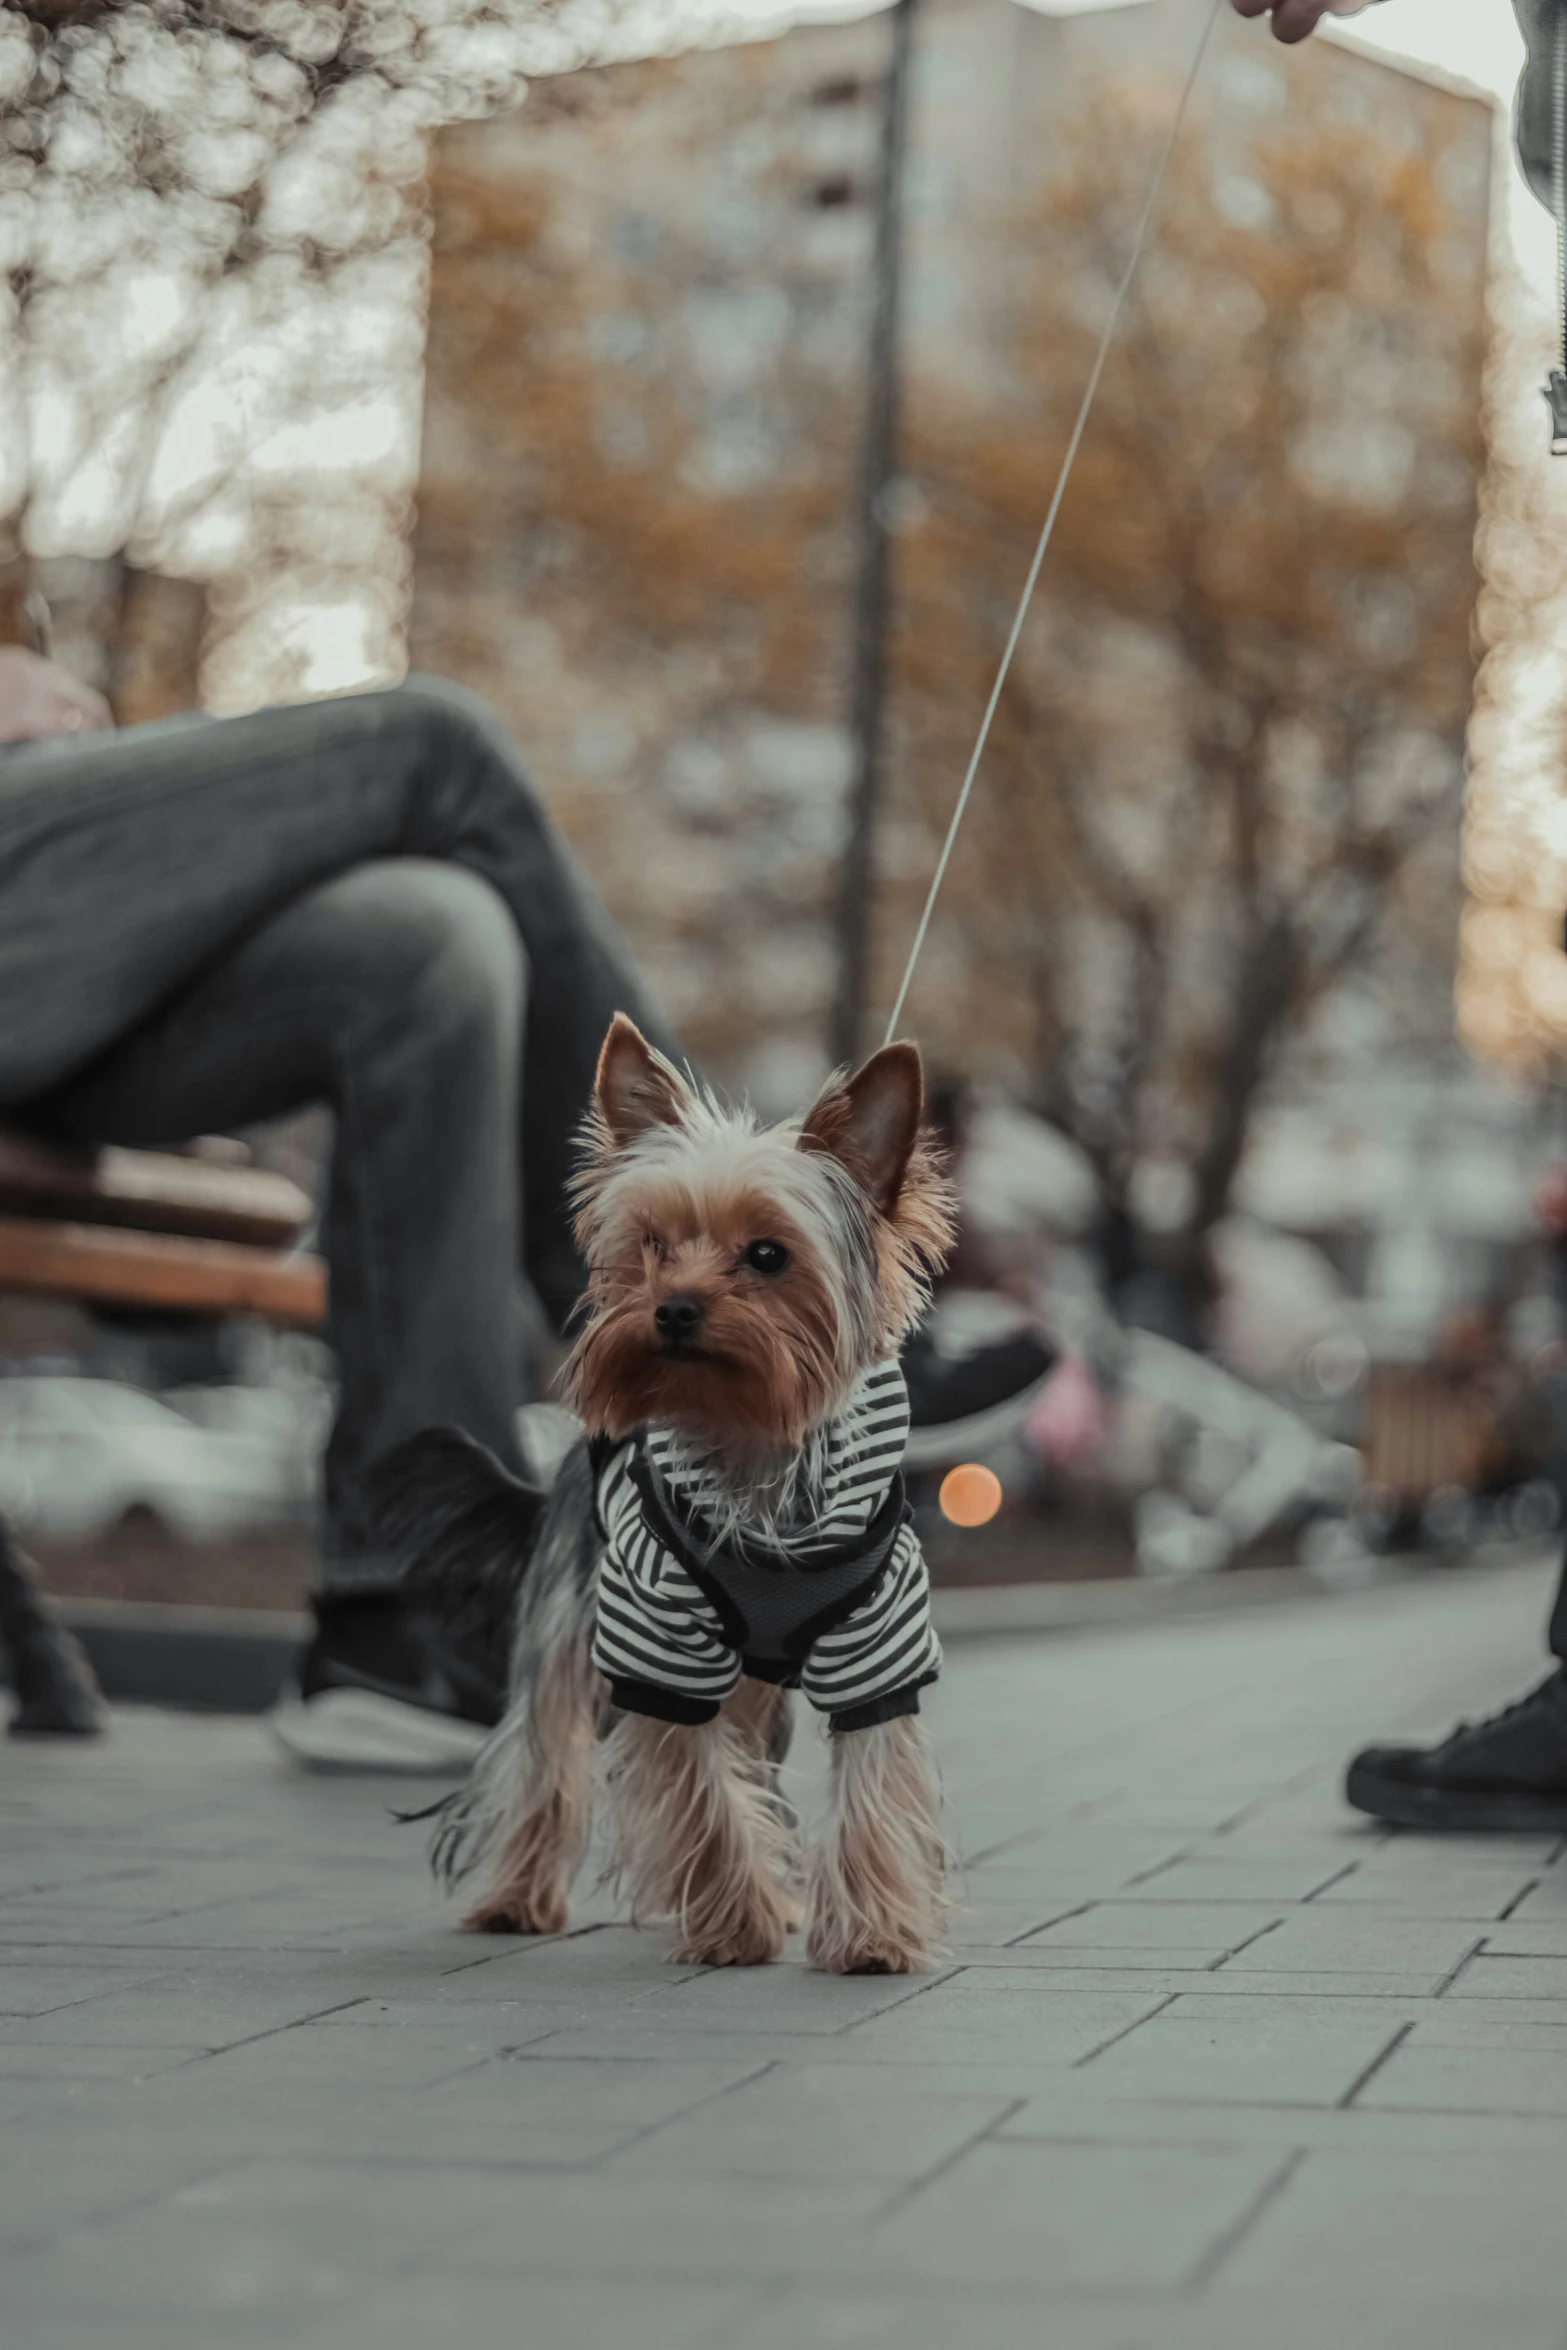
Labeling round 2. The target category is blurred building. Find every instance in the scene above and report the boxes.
[0,556,206,725]
[411,0,1490,1114]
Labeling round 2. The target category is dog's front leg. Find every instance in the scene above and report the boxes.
[806,1714,949,1975]
[603,1711,795,1966]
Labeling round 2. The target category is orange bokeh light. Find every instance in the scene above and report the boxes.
[938,1463,1003,1528]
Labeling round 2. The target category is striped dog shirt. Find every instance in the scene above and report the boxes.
[590,1360,941,1734]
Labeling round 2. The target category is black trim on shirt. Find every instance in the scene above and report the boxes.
[608,1677,721,1726]
[828,1677,932,1735]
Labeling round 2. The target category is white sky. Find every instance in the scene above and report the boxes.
[1328,1,1542,275]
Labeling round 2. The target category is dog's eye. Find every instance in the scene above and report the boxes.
[742,1239,789,1276]
[642,1232,665,1262]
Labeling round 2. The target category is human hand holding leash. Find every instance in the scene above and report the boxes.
[1228,0,1381,43]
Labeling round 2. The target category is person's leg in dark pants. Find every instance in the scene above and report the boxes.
[0,682,677,1761]
[29,860,528,1570]
[0,678,678,1335]
[23,858,537,1766]
[1345,1559,1567,1830]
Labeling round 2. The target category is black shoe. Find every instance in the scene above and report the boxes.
[270,1590,505,1773]
[900,1325,1056,1470]
[1345,1670,1567,1832]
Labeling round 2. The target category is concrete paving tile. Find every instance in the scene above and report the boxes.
[993,2091,1567,2158]
[0,1979,371,2049]
[6,1558,1564,2338]
[959,1834,1198,1883]
[1134,1970,1476,1997]
[0,1964,169,2015]
[841,1984,1173,2063]
[1016,1902,1285,1958]
[921,1958,1223,1989]
[414,1929,706,2003]
[0,2135,249,2255]
[171,2027,495,2089]
[1504,1872,1567,1921]
[1308,1869,1541,1920]
[1144,2284,1567,2350]
[1356,2042,1567,2117]
[1446,1955,1567,1999]
[871,2139,1290,2289]
[648,1961,942,2034]
[1477,1920,1567,1957]
[1218,2147,1564,2311]
[1406,2003,1567,2049]
[949,1893,1093,1944]
[3,2316,289,2350]
[605,2065,1013,2182]
[1074,2004,1404,2107]
[401,2050,768,2163]
[456,2172,888,2280]
[726,2281,1145,2350]
[0,2042,192,2080]
[488,2024,901,2063]
[1213,1913,1482,1983]
[284,2269,760,2350]
[0,2156,534,2321]
[1109,1857,1355,1903]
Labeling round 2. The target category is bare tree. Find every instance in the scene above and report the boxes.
[0,0,619,699]
[880,58,1488,1301]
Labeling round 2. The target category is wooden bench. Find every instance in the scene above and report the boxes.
[0,1130,326,1328]
[0,1129,326,1736]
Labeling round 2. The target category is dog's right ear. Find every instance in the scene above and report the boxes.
[594,1015,692,1147]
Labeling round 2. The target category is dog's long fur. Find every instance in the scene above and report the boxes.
[387,1019,955,1972]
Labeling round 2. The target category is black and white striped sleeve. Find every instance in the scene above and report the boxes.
[799,1524,941,1733]
[591,1454,741,1721]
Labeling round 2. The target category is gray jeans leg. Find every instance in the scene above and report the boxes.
[31,863,528,1578]
[0,676,676,1327]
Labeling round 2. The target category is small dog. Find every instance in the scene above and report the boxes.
[388,1014,956,1973]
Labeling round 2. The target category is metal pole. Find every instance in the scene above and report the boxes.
[829,0,918,1067]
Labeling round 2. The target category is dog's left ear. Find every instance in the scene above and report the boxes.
[594,1014,693,1148]
[800,1041,924,1217]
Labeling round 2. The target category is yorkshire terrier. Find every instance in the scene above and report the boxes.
[385,1014,956,1973]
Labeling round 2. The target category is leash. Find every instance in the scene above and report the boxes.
[880,0,1224,1048]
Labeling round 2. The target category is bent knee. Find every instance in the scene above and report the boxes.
[392,674,511,764]
[323,860,527,1042]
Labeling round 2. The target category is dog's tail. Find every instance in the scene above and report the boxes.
[368,1426,547,1670]
[370,1431,603,1893]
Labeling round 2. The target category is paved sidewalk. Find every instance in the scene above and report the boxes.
[4,1557,1566,2350]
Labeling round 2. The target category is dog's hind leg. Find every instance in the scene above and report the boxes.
[805,1714,949,1975]
[603,1712,796,1967]
[461,1618,600,1936]
[421,1442,604,1937]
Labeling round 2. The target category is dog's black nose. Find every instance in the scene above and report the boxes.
[654,1294,704,1345]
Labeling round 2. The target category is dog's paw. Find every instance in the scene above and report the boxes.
[805,1927,931,1975]
[675,1914,788,1968]
[461,1892,568,1937]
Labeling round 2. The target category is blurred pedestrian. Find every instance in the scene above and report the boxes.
[1232,0,1567,1827]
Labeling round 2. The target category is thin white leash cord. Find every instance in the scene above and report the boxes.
[881,0,1225,1049]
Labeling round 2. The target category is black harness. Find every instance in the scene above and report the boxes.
[592,1428,911,1690]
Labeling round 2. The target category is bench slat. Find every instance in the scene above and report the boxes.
[0,1217,326,1328]
[0,1133,312,1249]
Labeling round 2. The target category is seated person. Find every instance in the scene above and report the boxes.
[0,645,1050,1767]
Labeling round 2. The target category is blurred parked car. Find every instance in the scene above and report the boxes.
[0,1376,314,1543]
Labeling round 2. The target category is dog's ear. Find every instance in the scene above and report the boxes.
[594,1014,692,1147]
[800,1041,924,1217]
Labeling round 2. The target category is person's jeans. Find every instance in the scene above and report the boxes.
[0,677,677,1578]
